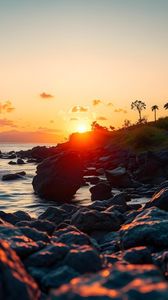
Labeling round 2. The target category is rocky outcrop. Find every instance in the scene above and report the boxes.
[32,152,83,201]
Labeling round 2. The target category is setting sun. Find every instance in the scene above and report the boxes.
[77,124,88,133]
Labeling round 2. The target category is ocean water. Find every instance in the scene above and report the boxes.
[0,143,91,217]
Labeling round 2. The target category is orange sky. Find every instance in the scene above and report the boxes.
[0,1,168,142]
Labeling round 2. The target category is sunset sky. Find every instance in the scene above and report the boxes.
[1,0,168,142]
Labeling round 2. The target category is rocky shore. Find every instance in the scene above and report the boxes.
[1,135,168,299]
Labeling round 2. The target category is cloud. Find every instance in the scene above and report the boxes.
[92,99,102,106]
[0,130,62,143]
[0,101,15,113]
[40,92,54,99]
[114,108,127,114]
[70,117,78,121]
[0,118,17,127]
[97,116,108,121]
[71,106,88,113]
[107,102,113,107]
[38,127,61,133]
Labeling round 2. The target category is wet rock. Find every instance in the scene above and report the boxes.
[145,188,168,211]
[63,245,102,273]
[106,166,133,188]
[17,220,55,235]
[120,207,168,249]
[8,160,17,165]
[38,207,66,225]
[14,210,32,221]
[0,240,40,300]
[84,176,100,184]
[90,182,112,201]
[19,226,49,243]
[123,246,153,264]
[56,231,92,246]
[25,243,69,268]
[71,209,121,233]
[41,266,79,289]
[2,171,26,181]
[32,152,83,201]
[50,263,168,300]
[0,211,21,225]
[17,158,25,164]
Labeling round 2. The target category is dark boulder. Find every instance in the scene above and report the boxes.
[145,188,168,211]
[90,182,112,201]
[2,171,26,181]
[32,152,83,201]
[105,166,133,188]
[0,240,40,300]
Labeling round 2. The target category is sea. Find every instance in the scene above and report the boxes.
[0,143,90,217]
[0,143,148,218]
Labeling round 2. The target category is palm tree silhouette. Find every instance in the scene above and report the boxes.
[151,105,159,122]
[131,100,146,123]
[164,103,168,110]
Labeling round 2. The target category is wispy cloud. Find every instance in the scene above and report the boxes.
[0,101,15,113]
[92,99,102,106]
[0,118,17,127]
[97,116,108,121]
[107,102,113,107]
[70,117,78,121]
[71,106,88,113]
[114,108,127,114]
[40,92,54,99]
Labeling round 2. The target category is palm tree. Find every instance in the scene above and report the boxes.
[164,103,168,110]
[151,105,159,122]
[131,100,146,123]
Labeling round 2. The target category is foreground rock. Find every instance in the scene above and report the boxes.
[50,263,168,299]
[32,152,83,201]
[145,187,168,211]
[0,240,40,300]
[2,171,26,181]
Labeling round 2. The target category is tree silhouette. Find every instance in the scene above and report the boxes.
[151,105,159,122]
[131,100,146,123]
[91,121,108,132]
[164,103,168,110]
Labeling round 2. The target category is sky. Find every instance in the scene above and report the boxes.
[0,0,168,142]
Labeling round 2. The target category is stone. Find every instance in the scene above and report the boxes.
[17,219,55,235]
[123,246,153,264]
[105,166,133,188]
[71,209,121,233]
[50,263,168,300]
[90,182,112,201]
[32,152,83,201]
[145,188,168,211]
[17,158,25,164]
[24,243,69,268]
[2,171,26,181]
[38,207,66,225]
[63,245,102,273]
[0,240,40,300]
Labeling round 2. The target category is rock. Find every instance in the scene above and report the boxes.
[25,243,69,268]
[63,245,102,273]
[17,219,56,235]
[123,246,153,264]
[2,171,26,181]
[105,166,132,188]
[19,226,49,243]
[32,152,83,201]
[145,188,168,211]
[17,158,25,164]
[50,263,168,300]
[14,210,32,221]
[120,207,168,250]
[0,211,21,225]
[90,182,112,201]
[8,160,17,165]
[84,176,100,184]
[0,240,40,300]
[71,209,121,233]
[56,231,92,246]
[38,207,66,225]
[41,266,79,289]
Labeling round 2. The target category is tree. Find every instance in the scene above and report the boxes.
[131,100,146,123]
[91,121,108,132]
[164,103,168,110]
[122,119,131,128]
[151,105,159,122]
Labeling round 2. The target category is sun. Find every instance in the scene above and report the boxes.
[77,123,87,133]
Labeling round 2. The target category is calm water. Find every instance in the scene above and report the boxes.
[0,143,91,217]
[0,143,148,217]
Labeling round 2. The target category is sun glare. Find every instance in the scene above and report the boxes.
[77,124,87,133]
